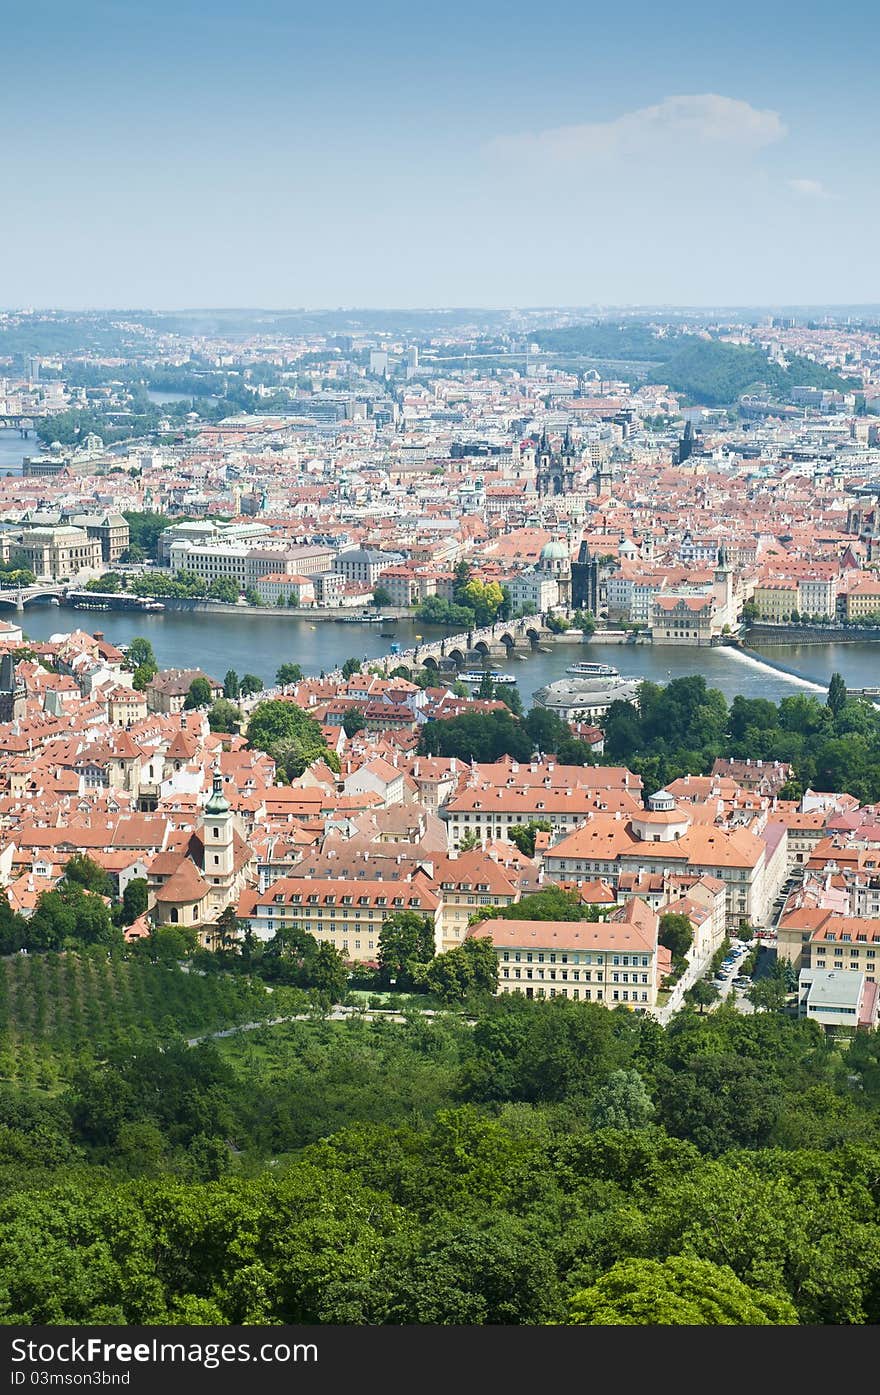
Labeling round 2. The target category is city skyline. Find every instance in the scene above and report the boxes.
[2,0,878,308]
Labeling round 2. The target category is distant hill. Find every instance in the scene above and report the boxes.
[649,338,858,406]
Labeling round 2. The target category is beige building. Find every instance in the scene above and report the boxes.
[106,685,149,727]
[68,512,130,565]
[421,849,521,951]
[778,911,880,982]
[543,791,789,930]
[651,593,716,644]
[241,871,442,961]
[145,668,223,714]
[254,573,316,606]
[467,897,662,1008]
[17,526,102,581]
[752,581,800,622]
[843,580,880,621]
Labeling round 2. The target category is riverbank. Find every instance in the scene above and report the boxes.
[65,598,415,622]
[745,623,880,645]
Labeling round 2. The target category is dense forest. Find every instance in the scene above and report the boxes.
[2,970,880,1325]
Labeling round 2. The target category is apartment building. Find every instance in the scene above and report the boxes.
[145,668,223,714]
[241,872,443,960]
[336,548,403,586]
[466,896,662,1008]
[444,782,643,845]
[157,520,274,564]
[166,540,335,588]
[254,573,316,606]
[542,793,788,929]
[418,850,521,951]
[778,911,880,981]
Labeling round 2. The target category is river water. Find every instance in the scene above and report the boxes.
[0,429,29,476]
[14,603,879,704]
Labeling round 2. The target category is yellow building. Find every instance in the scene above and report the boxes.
[467,897,661,1008]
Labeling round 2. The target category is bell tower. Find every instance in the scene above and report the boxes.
[202,766,234,880]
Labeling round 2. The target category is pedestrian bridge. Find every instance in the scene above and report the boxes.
[375,616,554,674]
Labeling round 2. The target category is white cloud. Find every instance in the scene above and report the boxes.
[485,94,787,164]
[787,177,831,198]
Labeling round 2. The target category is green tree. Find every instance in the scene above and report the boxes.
[309,941,349,1001]
[62,853,111,895]
[507,819,552,858]
[125,637,155,671]
[748,978,789,1013]
[564,1256,797,1325]
[658,913,694,962]
[121,878,149,925]
[827,671,848,717]
[132,662,157,691]
[589,1069,655,1130]
[208,577,240,603]
[223,669,241,700]
[243,587,262,606]
[685,979,720,1014]
[184,677,213,709]
[422,936,499,1003]
[377,911,436,990]
[246,699,330,780]
[275,663,303,686]
[240,674,263,697]
[342,708,367,737]
[372,586,393,607]
[208,699,241,733]
[341,658,362,680]
[415,596,475,627]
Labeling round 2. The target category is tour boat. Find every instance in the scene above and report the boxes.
[460,670,517,685]
[565,660,620,678]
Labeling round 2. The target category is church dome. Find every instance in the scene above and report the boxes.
[540,539,569,562]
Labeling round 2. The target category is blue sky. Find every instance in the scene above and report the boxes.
[2,0,878,308]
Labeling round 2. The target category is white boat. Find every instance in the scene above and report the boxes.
[565,660,620,678]
[460,669,517,685]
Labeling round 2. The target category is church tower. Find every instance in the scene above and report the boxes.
[202,767,235,882]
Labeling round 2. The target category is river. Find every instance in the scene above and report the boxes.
[14,603,878,704]
[145,391,221,407]
[0,428,29,476]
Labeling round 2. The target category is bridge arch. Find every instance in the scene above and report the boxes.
[421,654,440,671]
[448,647,466,666]
[499,631,516,652]
[22,590,62,606]
[525,626,542,647]
[474,639,491,657]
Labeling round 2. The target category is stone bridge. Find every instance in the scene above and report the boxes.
[0,584,65,612]
[375,615,554,675]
